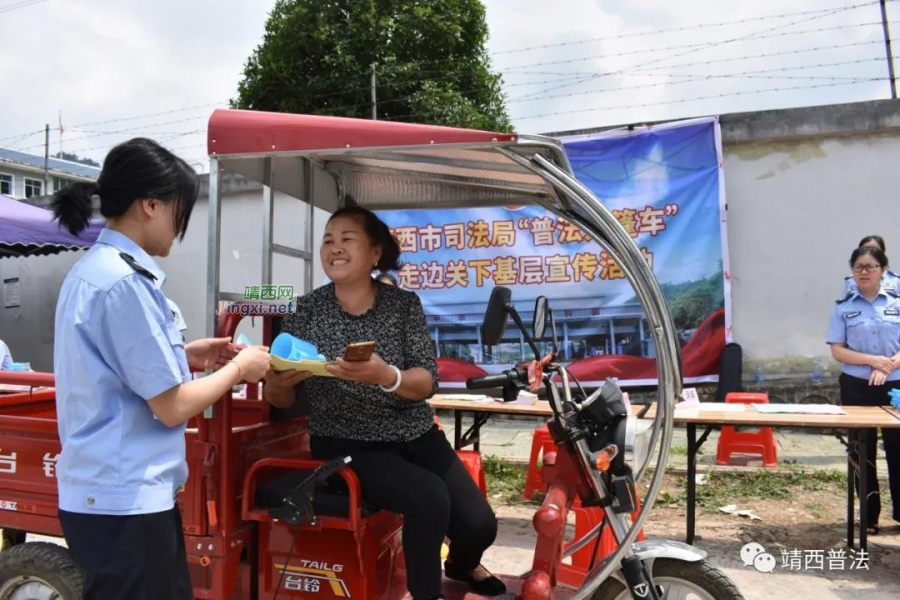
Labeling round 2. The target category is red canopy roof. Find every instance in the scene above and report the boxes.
[207,109,518,157]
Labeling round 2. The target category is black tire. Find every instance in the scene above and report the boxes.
[591,558,744,600]
[0,541,84,600]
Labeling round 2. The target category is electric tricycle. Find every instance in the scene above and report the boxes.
[0,109,743,600]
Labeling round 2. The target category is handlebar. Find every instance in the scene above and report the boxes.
[465,367,529,391]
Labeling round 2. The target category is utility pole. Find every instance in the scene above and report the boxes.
[43,124,50,195]
[881,0,897,99]
[370,63,377,120]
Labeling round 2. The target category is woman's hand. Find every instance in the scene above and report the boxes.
[869,355,894,374]
[185,337,240,371]
[264,367,313,390]
[870,368,888,386]
[325,352,396,387]
[232,346,272,383]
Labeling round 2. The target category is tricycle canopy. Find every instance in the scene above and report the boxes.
[206,108,571,212]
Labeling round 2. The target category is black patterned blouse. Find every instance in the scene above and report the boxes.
[280,281,439,442]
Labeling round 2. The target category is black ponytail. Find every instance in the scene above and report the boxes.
[51,181,101,236]
[50,137,199,239]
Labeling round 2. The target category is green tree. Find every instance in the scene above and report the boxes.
[53,152,100,167]
[232,0,512,132]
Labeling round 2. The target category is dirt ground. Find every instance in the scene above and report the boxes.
[480,474,900,599]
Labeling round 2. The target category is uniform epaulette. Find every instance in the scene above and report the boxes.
[843,275,852,280]
[888,270,899,279]
[835,291,853,304]
[887,288,900,299]
[119,252,157,281]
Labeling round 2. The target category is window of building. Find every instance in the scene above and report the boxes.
[0,174,11,196]
[53,177,71,192]
[24,178,43,198]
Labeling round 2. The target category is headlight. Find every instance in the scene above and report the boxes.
[624,415,653,476]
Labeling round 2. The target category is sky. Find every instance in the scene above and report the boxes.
[0,0,896,170]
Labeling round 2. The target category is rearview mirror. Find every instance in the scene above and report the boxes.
[482,287,512,346]
[533,296,548,340]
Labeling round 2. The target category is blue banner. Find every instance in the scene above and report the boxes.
[378,117,730,385]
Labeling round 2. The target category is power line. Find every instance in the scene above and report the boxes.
[0,0,47,15]
[489,0,885,55]
[512,79,882,121]
[509,6,873,103]
[507,20,882,84]
[627,40,885,73]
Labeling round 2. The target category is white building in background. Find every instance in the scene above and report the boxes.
[0,148,100,199]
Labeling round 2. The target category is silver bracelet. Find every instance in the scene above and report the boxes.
[379,365,402,393]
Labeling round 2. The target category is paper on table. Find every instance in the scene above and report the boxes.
[270,355,335,377]
[675,402,747,412]
[437,394,492,402]
[752,404,847,415]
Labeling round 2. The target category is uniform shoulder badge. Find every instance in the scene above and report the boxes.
[835,291,853,304]
[119,252,157,281]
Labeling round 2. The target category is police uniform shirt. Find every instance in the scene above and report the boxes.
[842,270,900,296]
[826,287,900,382]
[166,298,187,336]
[53,227,192,515]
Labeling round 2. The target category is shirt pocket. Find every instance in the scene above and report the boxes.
[844,318,868,352]
[165,322,191,382]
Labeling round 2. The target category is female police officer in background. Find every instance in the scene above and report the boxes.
[51,137,272,599]
[842,235,900,296]
[828,244,900,534]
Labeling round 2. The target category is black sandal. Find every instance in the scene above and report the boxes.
[867,525,880,535]
[444,562,507,596]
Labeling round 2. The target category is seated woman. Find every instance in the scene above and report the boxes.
[263,206,504,600]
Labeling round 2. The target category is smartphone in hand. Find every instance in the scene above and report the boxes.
[343,341,376,362]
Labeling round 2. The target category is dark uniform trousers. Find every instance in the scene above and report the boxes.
[59,506,194,600]
[840,373,900,524]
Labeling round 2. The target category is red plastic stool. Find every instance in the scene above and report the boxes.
[715,392,778,467]
[559,491,647,587]
[455,450,487,497]
[524,425,554,500]
[435,415,487,496]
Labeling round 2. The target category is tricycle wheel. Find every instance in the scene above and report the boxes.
[0,531,25,552]
[0,542,84,600]
[591,558,744,600]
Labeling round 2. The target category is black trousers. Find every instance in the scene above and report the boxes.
[311,425,498,600]
[840,373,900,524]
[58,506,193,600]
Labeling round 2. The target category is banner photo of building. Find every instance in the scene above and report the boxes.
[377,116,730,387]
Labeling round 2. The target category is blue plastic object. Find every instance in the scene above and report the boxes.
[889,388,900,408]
[234,333,252,347]
[271,332,326,362]
[7,362,30,372]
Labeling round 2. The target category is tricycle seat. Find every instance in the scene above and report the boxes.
[254,469,380,518]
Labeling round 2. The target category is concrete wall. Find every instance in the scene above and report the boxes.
[722,127,900,367]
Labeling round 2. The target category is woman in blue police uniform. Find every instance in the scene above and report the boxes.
[841,235,900,296]
[50,138,272,599]
[828,244,900,535]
